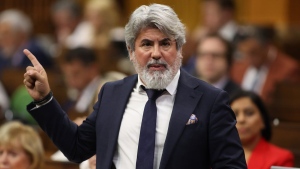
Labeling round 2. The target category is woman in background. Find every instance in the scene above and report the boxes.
[0,121,44,169]
[230,91,294,169]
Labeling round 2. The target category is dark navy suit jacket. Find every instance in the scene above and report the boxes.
[27,69,247,169]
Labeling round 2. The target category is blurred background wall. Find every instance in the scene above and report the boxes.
[1,0,300,34]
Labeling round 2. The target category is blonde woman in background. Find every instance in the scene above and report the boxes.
[85,0,120,50]
[0,121,44,169]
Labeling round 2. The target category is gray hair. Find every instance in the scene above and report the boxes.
[125,4,186,51]
[0,9,32,34]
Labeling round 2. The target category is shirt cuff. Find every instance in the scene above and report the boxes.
[30,96,53,111]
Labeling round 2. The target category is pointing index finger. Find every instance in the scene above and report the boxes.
[23,49,43,70]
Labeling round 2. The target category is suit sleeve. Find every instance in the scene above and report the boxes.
[208,90,247,169]
[27,84,106,163]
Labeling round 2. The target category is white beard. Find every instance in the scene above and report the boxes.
[131,52,182,90]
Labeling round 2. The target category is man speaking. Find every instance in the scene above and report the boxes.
[23,4,246,169]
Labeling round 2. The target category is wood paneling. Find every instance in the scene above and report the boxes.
[0,0,57,34]
[123,0,200,31]
[236,0,289,26]
[271,122,300,167]
[269,82,300,167]
[0,0,299,34]
[288,0,300,26]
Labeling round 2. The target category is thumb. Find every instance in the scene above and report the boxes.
[27,69,45,82]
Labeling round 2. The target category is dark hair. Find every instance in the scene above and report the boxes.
[229,91,272,141]
[52,0,82,18]
[200,33,234,67]
[204,0,236,11]
[63,47,97,66]
[235,25,276,46]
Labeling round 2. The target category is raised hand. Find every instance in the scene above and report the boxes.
[23,49,51,101]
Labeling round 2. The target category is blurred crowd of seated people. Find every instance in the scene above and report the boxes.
[0,0,300,168]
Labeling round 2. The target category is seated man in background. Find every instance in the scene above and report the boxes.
[60,47,101,114]
[231,26,299,105]
[195,34,240,96]
[230,90,294,168]
[0,9,53,72]
[60,47,126,115]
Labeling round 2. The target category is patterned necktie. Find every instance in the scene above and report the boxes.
[136,86,165,169]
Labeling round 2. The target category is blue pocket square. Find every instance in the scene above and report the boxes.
[186,114,198,125]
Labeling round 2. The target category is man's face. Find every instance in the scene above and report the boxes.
[52,10,77,33]
[129,28,182,89]
[62,60,94,91]
[0,23,22,57]
[238,38,268,68]
[196,37,228,83]
[202,1,227,33]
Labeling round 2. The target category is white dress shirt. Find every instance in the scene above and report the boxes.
[113,70,180,169]
[241,66,268,94]
[0,81,9,112]
[219,21,238,41]
[75,76,101,113]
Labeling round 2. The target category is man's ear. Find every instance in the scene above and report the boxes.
[178,48,183,59]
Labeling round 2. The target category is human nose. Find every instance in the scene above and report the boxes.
[151,43,161,60]
[0,151,9,164]
[236,113,246,124]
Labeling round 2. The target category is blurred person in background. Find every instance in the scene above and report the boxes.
[0,121,44,169]
[84,0,120,51]
[193,0,238,42]
[60,47,101,114]
[195,33,240,95]
[231,26,299,104]
[183,0,238,73]
[0,81,9,123]
[230,90,294,168]
[52,48,125,163]
[84,0,127,74]
[0,9,53,72]
[51,0,93,50]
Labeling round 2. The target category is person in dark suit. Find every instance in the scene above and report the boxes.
[195,33,240,96]
[23,4,246,169]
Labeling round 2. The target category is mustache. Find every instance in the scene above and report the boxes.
[146,59,168,69]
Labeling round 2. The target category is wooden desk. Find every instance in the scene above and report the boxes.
[44,159,79,169]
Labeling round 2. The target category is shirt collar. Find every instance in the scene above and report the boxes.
[136,69,180,96]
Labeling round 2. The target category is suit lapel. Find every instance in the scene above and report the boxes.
[159,70,203,169]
